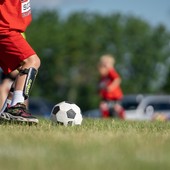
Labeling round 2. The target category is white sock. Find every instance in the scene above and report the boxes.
[11,90,25,106]
[0,99,11,114]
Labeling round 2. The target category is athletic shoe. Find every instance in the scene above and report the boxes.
[0,103,38,124]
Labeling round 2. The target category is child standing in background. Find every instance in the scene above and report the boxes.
[98,54,125,119]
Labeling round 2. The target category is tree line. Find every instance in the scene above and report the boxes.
[26,10,170,111]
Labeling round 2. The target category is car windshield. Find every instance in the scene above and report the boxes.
[122,102,139,110]
[147,102,170,112]
[121,95,144,111]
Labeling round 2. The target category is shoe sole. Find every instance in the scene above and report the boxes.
[0,112,39,124]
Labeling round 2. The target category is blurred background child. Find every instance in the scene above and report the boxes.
[98,54,125,119]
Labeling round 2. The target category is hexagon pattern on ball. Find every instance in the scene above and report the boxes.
[50,101,83,126]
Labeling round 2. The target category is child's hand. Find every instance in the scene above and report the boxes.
[107,78,121,92]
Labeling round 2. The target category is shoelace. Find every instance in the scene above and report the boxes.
[19,107,32,116]
[8,104,32,116]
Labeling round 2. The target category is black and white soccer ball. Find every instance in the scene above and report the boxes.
[50,101,83,126]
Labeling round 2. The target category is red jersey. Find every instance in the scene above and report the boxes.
[0,0,32,34]
[99,68,123,100]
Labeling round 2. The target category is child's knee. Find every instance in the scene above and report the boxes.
[23,54,41,69]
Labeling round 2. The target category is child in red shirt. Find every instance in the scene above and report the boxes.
[0,0,40,124]
[98,54,124,119]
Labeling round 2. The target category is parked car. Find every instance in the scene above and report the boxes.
[121,94,144,111]
[125,95,170,121]
[29,98,55,118]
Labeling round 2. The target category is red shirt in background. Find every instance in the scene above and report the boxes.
[99,68,123,100]
[0,0,32,34]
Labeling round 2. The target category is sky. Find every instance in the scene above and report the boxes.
[31,0,170,29]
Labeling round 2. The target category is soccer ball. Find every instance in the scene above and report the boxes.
[50,101,83,126]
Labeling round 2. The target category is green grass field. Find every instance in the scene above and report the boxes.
[0,119,170,170]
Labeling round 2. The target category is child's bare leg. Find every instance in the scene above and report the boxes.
[0,79,11,110]
[0,69,18,112]
[100,101,110,118]
[114,103,125,119]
